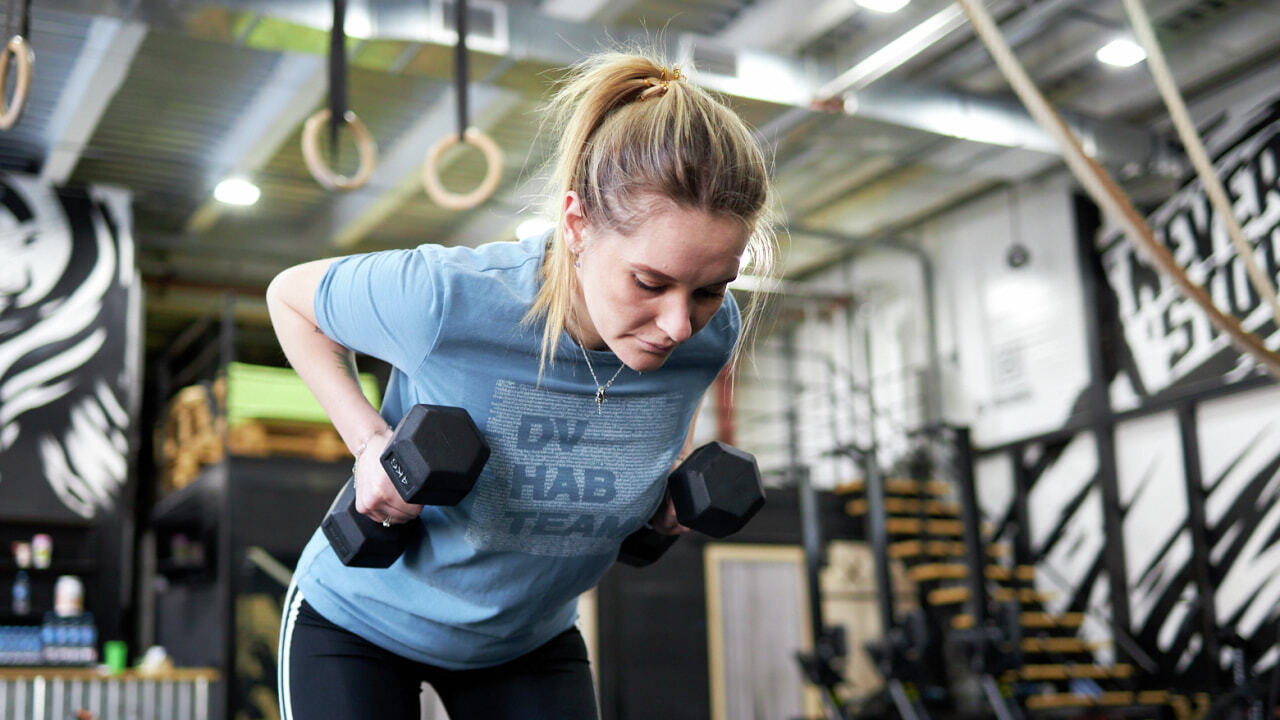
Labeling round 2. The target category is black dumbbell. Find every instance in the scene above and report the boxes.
[617,441,765,567]
[322,404,490,568]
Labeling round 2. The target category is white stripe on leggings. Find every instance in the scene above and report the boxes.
[278,579,304,720]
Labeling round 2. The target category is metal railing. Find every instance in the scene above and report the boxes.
[0,668,218,720]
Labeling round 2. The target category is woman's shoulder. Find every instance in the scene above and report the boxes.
[702,291,741,345]
[416,234,544,277]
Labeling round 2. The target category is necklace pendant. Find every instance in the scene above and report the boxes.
[595,387,606,410]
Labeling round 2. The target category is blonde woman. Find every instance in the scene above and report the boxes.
[268,51,774,719]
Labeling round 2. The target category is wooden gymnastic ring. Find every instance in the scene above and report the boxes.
[421,127,503,211]
[300,109,378,191]
[0,36,34,130]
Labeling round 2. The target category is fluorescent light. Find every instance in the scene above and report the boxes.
[1096,38,1146,68]
[515,218,555,240]
[213,177,260,206]
[820,4,964,95]
[344,11,373,40]
[856,0,910,12]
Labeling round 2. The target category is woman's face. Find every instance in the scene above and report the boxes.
[564,192,748,373]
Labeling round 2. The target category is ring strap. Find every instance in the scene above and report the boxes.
[454,0,469,143]
[327,0,348,165]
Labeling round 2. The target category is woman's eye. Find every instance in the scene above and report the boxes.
[634,277,662,293]
[697,287,726,300]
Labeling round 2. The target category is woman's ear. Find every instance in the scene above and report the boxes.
[562,191,587,256]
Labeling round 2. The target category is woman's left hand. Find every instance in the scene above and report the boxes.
[649,490,690,536]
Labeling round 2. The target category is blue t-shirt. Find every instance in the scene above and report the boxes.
[293,233,740,669]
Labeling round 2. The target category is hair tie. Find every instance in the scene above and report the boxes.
[638,65,684,101]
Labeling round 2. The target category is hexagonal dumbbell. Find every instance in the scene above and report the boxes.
[617,441,765,567]
[322,404,490,568]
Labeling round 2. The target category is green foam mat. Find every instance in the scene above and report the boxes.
[225,361,381,425]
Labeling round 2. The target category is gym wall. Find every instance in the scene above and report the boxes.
[732,92,1280,681]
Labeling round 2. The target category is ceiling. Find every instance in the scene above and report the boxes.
[4,0,1279,365]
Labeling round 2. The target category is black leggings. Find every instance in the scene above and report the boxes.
[277,590,599,720]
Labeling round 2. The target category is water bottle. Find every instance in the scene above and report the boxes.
[11,571,30,616]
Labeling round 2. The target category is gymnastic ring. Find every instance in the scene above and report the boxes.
[421,127,503,211]
[300,109,378,191]
[0,36,34,130]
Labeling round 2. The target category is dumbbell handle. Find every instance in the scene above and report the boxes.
[323,404,488,568]
[323,476,417,567]
[617,525,680,568]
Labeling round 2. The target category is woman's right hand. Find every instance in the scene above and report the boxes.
[352,426,424,526]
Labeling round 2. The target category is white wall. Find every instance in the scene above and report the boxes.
[734,171,1092,485]
[920,172,1092,447]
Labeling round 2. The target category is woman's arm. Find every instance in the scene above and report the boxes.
[648,396,706,535]
[265,259,422,525]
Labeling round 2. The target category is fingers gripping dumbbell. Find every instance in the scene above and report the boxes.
[322,404,490,568]
[617,442,766,567]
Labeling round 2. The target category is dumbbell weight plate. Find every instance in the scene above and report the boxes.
[670,441,765,538]
[321,477,421,568]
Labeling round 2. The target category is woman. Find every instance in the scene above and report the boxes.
[268,51,775,720]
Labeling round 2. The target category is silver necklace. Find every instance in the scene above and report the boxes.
[580,343,626,412]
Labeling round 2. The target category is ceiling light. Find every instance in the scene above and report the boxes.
[855,0,910,13]
[343,12,373,40]
[213,177,260,206]
[1096,38,1146,68]
[516,218,555,240]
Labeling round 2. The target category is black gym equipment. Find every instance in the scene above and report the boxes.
[322,404,490,567]
[616,441,766,567]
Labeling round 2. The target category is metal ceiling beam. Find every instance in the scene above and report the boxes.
[184,52,327,233]
[315,83,524,248]
[40,17,147,185]
[837,81,1162,166]
[817,3,970,96]
[1061,1,1280,119]
[539,0,637,24]
[716,0,859,53]
[917,0,1081,84]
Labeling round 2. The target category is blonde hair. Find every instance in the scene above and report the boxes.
[524,50,778,376]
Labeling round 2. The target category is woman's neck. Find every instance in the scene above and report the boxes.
[566,299,606,352]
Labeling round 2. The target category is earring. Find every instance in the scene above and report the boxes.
[572,250,581,268]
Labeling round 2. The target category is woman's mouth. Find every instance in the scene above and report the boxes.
[637,338,675,354]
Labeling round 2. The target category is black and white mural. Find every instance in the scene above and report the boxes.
[1113,412,1199,675]
[975,99,1280,679]
[1195,387,1280,674]
[1099,100,1280,403]
[1018,434,1115,660]
[1096,101,1280,676]
[961,98,1280,685]
[0,172,140,521]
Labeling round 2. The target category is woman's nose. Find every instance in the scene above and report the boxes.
[656,294,693,343]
